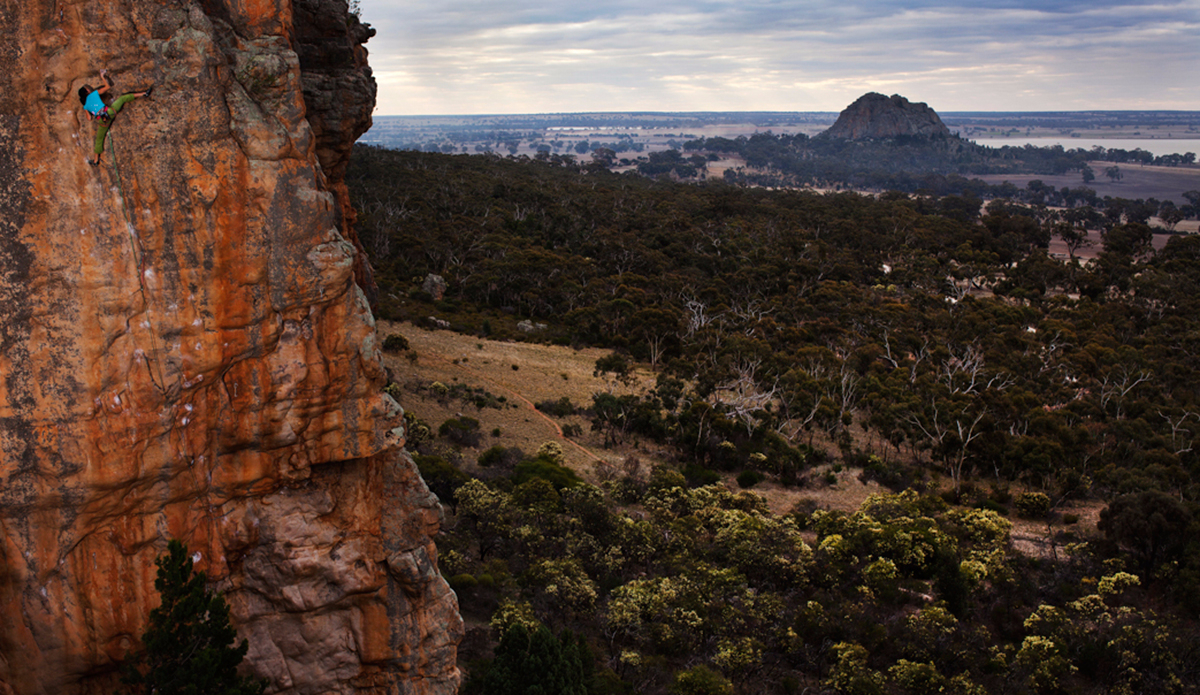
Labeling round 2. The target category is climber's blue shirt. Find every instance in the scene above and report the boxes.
[84,90,106,117]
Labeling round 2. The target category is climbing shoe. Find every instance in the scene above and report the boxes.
[143,85,154,98]
[89,158,100,167]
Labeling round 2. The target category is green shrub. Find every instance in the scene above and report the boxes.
[604,477,644,504]
[535,396,577,417]
[478,445,506,468]
[1015,492,1052,519]
[382,333,410,352]
[402,411,433,448]
[440,416,482,447]
[594,353,631,382]
[684,465,721,487]
[449,573,479,590]
[980,498,1009,516]
[536,441,566,464]
[670,665,733,695]
[648,465,687,493]
[856,453,912,491]
[990,486,1013,504]
[789,498,821,528]
[414,454,470,510]
[1099,490,1193,571]
[479,445,524,469]
[736,470,765,489]
[512,457,582,490]
[436,383,505,410]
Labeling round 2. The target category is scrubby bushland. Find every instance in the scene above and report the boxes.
[351,146,1200,502]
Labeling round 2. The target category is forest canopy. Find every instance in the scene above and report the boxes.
[348,145,1200,695]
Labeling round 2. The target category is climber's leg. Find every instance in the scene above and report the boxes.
[90,92,148,164]
[93,120,111,159]
[105,93,140,119]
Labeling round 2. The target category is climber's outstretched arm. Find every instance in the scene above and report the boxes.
[96,69,113,95]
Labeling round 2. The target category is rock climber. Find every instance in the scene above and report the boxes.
[78,69,152,167]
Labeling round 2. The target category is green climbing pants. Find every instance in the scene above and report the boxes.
[92,93,140,155]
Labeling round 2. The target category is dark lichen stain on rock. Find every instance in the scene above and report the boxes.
[0,110,37,485]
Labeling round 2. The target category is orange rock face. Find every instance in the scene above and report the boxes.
[0,1,461,694]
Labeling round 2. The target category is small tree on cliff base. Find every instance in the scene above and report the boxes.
[123,539,266,695]
[475,623,591,695]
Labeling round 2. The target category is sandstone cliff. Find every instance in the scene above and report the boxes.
[0,1,460,694]
[823,92,951,140]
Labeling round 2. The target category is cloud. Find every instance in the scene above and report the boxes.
[359,0,1200,113]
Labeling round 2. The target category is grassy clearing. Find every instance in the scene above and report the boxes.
[380,320,649,479]
[975,161,1200,206]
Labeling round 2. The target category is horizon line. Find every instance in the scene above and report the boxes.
[371,108,1200,118]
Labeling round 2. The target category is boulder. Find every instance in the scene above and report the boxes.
[422,273,447,300]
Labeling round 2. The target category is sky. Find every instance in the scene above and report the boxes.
[357,0,1200,115]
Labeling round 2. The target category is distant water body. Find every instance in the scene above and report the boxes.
[970,137,1200,157]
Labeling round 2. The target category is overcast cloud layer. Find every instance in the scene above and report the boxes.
[358,0,1200,115]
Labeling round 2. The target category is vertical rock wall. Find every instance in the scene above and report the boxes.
[0,1,461,693]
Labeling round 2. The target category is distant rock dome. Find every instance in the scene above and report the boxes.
[823,92,951,140]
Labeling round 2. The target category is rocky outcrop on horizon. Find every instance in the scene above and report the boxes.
[0,1,460,694]
[823,92,951,140]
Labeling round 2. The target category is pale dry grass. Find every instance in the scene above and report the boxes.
[379,320,658,479]
[752,466,892,515]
